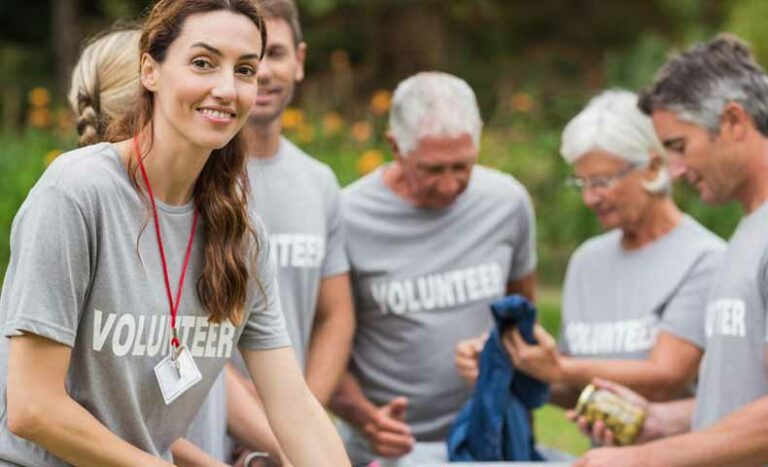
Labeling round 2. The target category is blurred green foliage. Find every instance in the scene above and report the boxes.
[0,0,760,283]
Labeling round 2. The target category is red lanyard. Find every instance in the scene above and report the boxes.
[133,135,199,350]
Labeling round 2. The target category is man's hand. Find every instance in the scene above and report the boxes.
[505,324,563,383]
[454,333,487,386]
[573,445,649,467]
[567,378,665,446]
[362,397,415,458]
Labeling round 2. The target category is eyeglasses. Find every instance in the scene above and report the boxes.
[565,164,639,192]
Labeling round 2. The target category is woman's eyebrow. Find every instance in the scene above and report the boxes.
[191,41,259,60]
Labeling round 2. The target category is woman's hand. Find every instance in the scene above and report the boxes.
[505,324,564,383]
[566,378,666,446]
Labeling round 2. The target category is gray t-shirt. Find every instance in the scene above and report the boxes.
[342,164,537,441]
[246,137,349,366]
[693,202,768,430]
[187,137,348,458]
[185,372,232,462]
[559,215,724,360]
[0,143,290,466]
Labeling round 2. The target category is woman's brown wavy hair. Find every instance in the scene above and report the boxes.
[107,0,267,325]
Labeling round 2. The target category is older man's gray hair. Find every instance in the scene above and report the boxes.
[388,71,483,156]
[638,33,768,136]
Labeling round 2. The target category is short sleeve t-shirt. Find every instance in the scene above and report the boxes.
[342,164,537,440]
[0,143,290,465]
[245,137,349,366]
[559,216,724,360]
[693,202,768,430]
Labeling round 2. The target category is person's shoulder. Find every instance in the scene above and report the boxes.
[280,137,337,180]
[37,143,124,202]
[469,165,531,202]
[341,167,382,200]
[678,215,726,253]
[571,230,621,264]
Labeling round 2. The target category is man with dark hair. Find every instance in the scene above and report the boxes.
[576,34,768,466]
[182,1,355,464]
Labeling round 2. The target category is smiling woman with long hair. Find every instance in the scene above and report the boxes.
[0,1,348,465]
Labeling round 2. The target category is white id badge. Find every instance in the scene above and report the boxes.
[154,346,202,405]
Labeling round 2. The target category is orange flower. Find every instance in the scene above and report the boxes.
[350,121,372,142]
[44,149,62,166]
[511,92,534,113]
[28,87,51,108]
[296,123,316,144]
[282,107,304,130]
[28,108,52,129]
[369,89,392,115]
[322,112,344,136]
[357,149,385,175]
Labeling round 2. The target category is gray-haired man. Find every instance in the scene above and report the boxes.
[576,34,768,466]
[330,72,538,465]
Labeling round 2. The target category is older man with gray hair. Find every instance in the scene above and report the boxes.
[330,71,537,465]
[575,34,768,467]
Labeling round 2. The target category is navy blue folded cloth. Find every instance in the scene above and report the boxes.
[447,294,550,462]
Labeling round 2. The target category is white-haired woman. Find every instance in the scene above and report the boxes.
[504,89,724,408]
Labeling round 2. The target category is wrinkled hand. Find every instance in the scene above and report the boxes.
[454,333,487,386]
[505,323,563,383]
[567,378,664,446]
[573,445,649,467]
[362,397,415,458]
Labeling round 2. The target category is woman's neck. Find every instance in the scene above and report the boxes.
[125,120,211,206]
[621,198,682,250]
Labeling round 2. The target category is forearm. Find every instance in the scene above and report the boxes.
[244,347,349,467]
[9,392,169,467]
[305,306,354,406]
[560,357,691,401]
[643,397,768,466]
[329,371,377,429]
[306,273,355,406]
[171,438,225,467]
[7,335,170,467]
[548,382,581,409]
[225,366,287,463]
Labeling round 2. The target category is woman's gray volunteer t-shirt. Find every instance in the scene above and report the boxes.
[0,143,290,466]
[693,202,768,430]
[188,137,349,459]
[342,164,537,441]
[559,215,724,360]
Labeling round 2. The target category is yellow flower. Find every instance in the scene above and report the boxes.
[282,107,304,130]
[44,149,62,166]
[28,87,51,108]
[296,123,316,144]
[511,92,534,113]
[322,112,344,136]
[28,108,52,129]
[369,89,392,115]
[357,149,385,176]
[350,121,372,143]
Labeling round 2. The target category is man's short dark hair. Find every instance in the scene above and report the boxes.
[638,33,768,136]
[259,0,303,47]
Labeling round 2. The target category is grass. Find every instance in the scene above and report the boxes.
[533,286,591,457]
